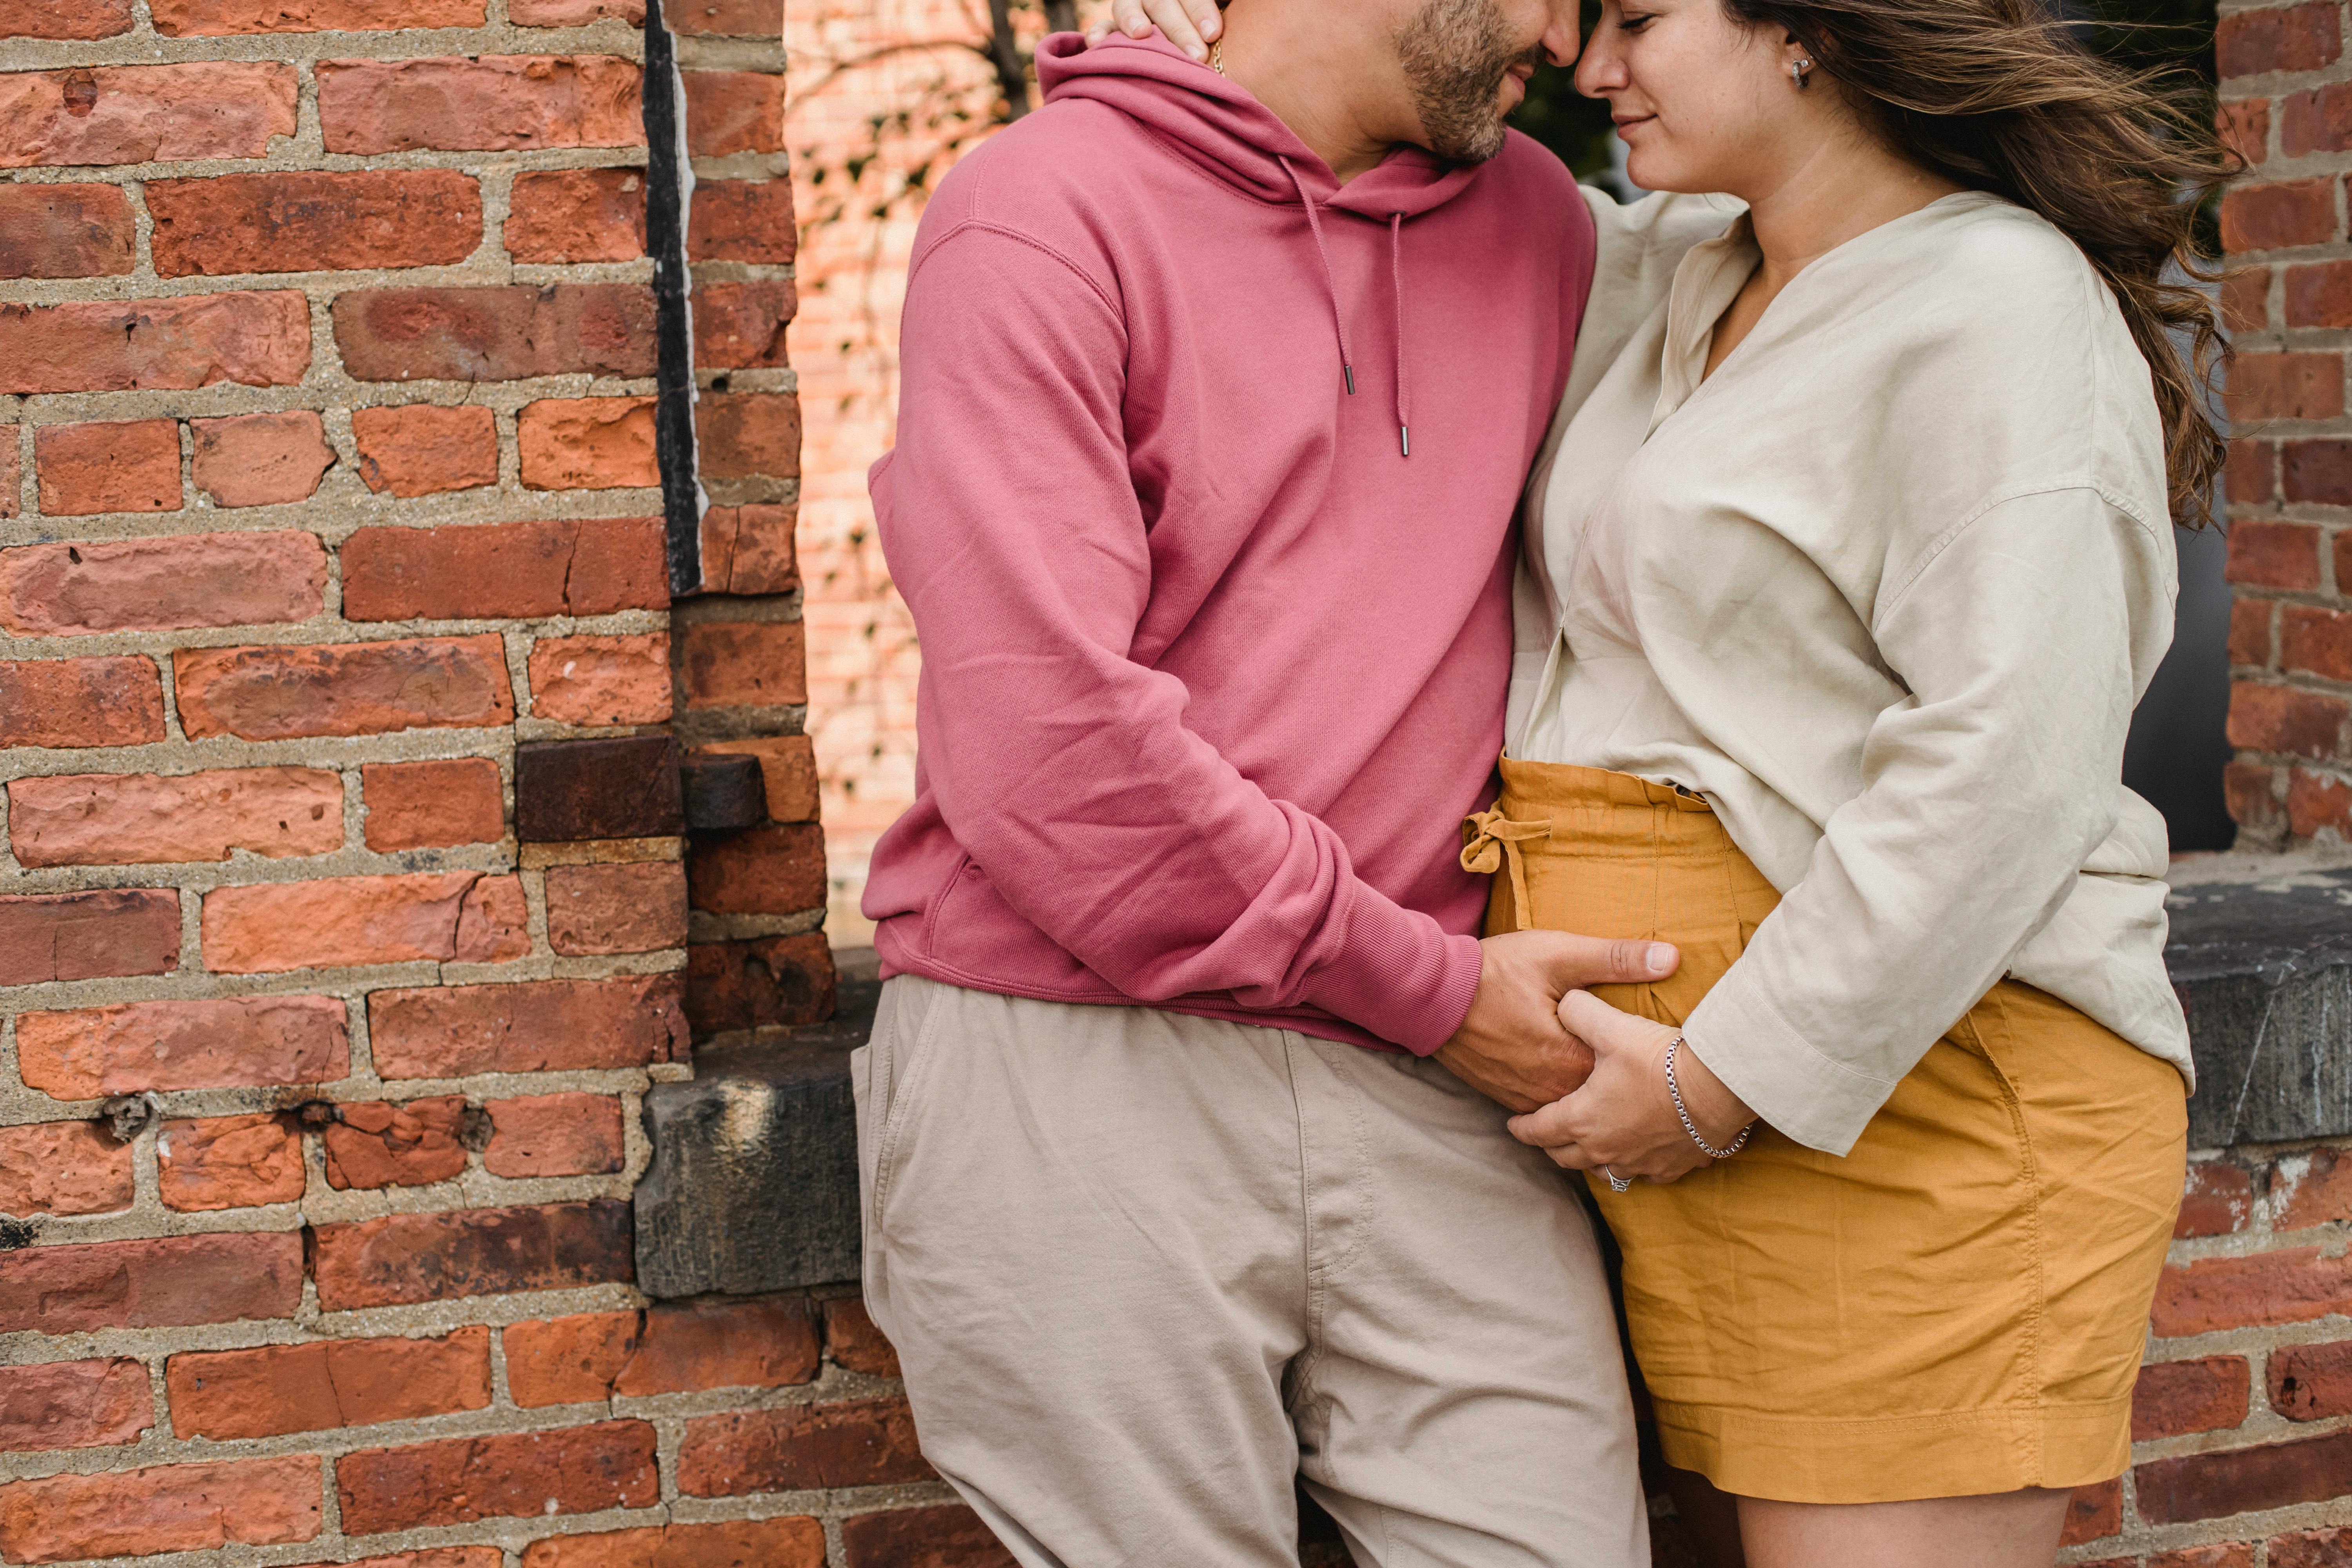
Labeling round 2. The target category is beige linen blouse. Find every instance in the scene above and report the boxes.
[1510,188,2194,1156]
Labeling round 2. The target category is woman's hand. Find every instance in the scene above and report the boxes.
[1083,0,1223,63]
[1506,991,1755,1184]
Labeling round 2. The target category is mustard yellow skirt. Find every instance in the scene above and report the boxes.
[1471,759,2186,1504]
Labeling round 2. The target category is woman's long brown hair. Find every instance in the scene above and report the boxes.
[1724,0,2236,523]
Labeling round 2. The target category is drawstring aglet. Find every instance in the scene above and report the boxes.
[1343,364,1356,395]
[1399,425,1410,457]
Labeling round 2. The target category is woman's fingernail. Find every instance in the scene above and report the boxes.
[1647,942,1673,975]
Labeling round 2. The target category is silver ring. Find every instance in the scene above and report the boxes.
[1603,1166,1633,1194]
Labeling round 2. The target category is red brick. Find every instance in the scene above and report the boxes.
[2230,759,2285,828]
[154,0,485,31]
[0,290,309,395]
[483,1092,625,1177]
[544,861,686,956]
[2291,766,2352,836]
[168,1329,490,1439]
[685,71,785,155]
[320,1552,504,1568]
[512,0,644,17]
[2275,1147,2352,1228]
[2223,178,2337,252]
[370,974,689,1078]
[365,759,505,850]
[343,516,668,621]
[149,171,480,278]
[2270,1338,2352,1421]
[158,1113,305,1211]
[686,932,837,1033]
[697,390,800,478]
[338,1420,657,1533]
[2138,1429,2352,1524]
[520,396,659,488]
[1,439,15,520]
[506,1299,817,1408]
[680,619,805,709]
[0,1359,150,1452]
[823,1297,900,1377]
[10,766,341,867]
[0,1455,320,1564]
[2232,598,2277,668]
[319,55,645,154]
[192,412,336,507]
[333,283,656,382]
[679,1396,930,1497]
[0,656,164,748]
[2153,1247,2352,1338]
[204,871,529,973]
[530,633,673,725]
[685,179,796,264]
[16,995,347,1097]
[0,1232,303,1335]
[2225,265,2272,333]
[2228,519,2323,588]
[2272,1527,2352,1567]
[0,0,132,37]
[841,1505,1015,1568]
[2285,81,2352,154]
[2132,1356,2252,1440]
[697,735,818,821]
[2178,1161,2256,1238]
[2220,3,2343,76]
[671,0,777,36]
[2,530,324,637]
[2154,1548,2258,1568]
[2284,605,2352,682]
[324,1097,468,1189]
[2228,681,2348,760]
[693,281,795,370]
[2222,96,2272,165]
[312,1199,633,1309]
[2287,258,2352,326]
[2230,437,2279,505]
[2340,529,2352,593]
[0,62,298,168]
[2060,1478,2121,1545]
[0,1122,132,1218]
[688,823,824,915]
[522,1519,825,1568]
[352,404,498,496]
[0,888,180,985]
[2287,439,2352,505]
[506,167,647,262]
[0,183,133,278]
[2230,352,2343,424]
[175,635,516,740]
[35,417,181,516]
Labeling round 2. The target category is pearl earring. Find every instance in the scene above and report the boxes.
[1789,57,1813,88]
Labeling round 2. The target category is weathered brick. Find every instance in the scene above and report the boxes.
[505,167,646,262]
[191,411,336,507]
[35,417,182,516]
[680,620,805,709]
[2284,80,2352,156]
[154,0,485,32]
[670,0,778,37]
[688,823,824,915]
[368,974,688,1078]
[2132,1356,2252,1441]
[364,758,505,850]
[2153,1548,2257,1568]
[696,735,818,822]
[685,71,785,155]
[2234,755,2287,828]
[2178,1161,2256,1238]
[339,1421,657,1535]
[333,283,656,381]
[0,62,298,168]
[683,180,796,265]
[343,516,667,621]
[2285,439,2352,505]
[0,1456,320,1564]
[2227,519,2324,588]
[545,862,687,955]
[2138,1429,2352,1524]
[506,1299,816,1407]
[2231,352,2344,424]
[324,1097,468,1190]
[2284,605,2352,683]
[2287,258,2352,327]
[149,171,481,278]
[0,656,165,747]
[823,1297,900,1377]
[352,404,499,496]
[0,889,180,986]
[2220,2,2343,77]
[0,1232,303,1335]
[484,1092,625,1177]
[204,871,529,973]
[319,55,645,154]
[2153,1247,2352,1338]
[2276,1147,2352,1229]
[312,1200,633,1309]
[9,766,342,867]
[0,290,309,394]
[696,390,800,479]
[0,439,15,520]
[2339,528,2352,592]
[158,1113,306,1212]
[0,0,133,38]
[319,1551,504,1568]
[168,1330,491,1440]
[2221,96,2272,166]
[2230,681,2350,760]
[2061,1478,2121,1546]
[519,396,659,488]
[2224,178,2338,253]
[692,282,795,371]
[3,534,323,639]
[0,1359,150,1453]
[510,0,644,20]
[176,635,516,740]
[678,1396,930,1497]
[529,633,673,725]
[686,932,836,1033]
[841,1506,1014,1568]
[0,1122,132,1218]
[2291,766,2352,837]
[2230,436,2280,505]
[16,995,347,1098]
[2225,265,2272,333]
[0,183,134,278]
[696,500,800,606]
[2272,1527,2352,1567]
[2271,1338,2352,1421]
[515,735,684,840]
[522,1518,825,1568]
[2233,597,2278,669]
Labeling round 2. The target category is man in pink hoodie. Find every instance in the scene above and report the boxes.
[855,0,1666,1561]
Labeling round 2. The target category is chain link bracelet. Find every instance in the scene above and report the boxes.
[1665,1033,1754,1160]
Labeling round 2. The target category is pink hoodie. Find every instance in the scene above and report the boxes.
[863,33,1596,1053]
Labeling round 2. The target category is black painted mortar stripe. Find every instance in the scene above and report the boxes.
[643,0,702,596]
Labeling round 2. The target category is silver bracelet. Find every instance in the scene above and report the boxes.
[1665,1033,1753,1160]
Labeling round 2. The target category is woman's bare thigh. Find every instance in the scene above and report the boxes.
[1735,1488,2074,1568]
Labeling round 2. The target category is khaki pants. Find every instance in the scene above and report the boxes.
[853,975,1647,1568]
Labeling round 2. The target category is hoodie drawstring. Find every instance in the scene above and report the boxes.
[1389,212,1410,458]
[1279,156,1357,399]
[1276,157,1413,458]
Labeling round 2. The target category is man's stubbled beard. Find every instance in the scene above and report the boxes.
[1395,0,1542,163]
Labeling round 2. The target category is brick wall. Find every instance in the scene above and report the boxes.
[0,0,980,1563]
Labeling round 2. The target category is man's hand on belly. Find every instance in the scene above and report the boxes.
[1434,931,1680,1112]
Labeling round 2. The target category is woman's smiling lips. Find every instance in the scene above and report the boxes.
[1612,112,1656,134]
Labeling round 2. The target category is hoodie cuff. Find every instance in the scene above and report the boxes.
[1301,886,1484,1056]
